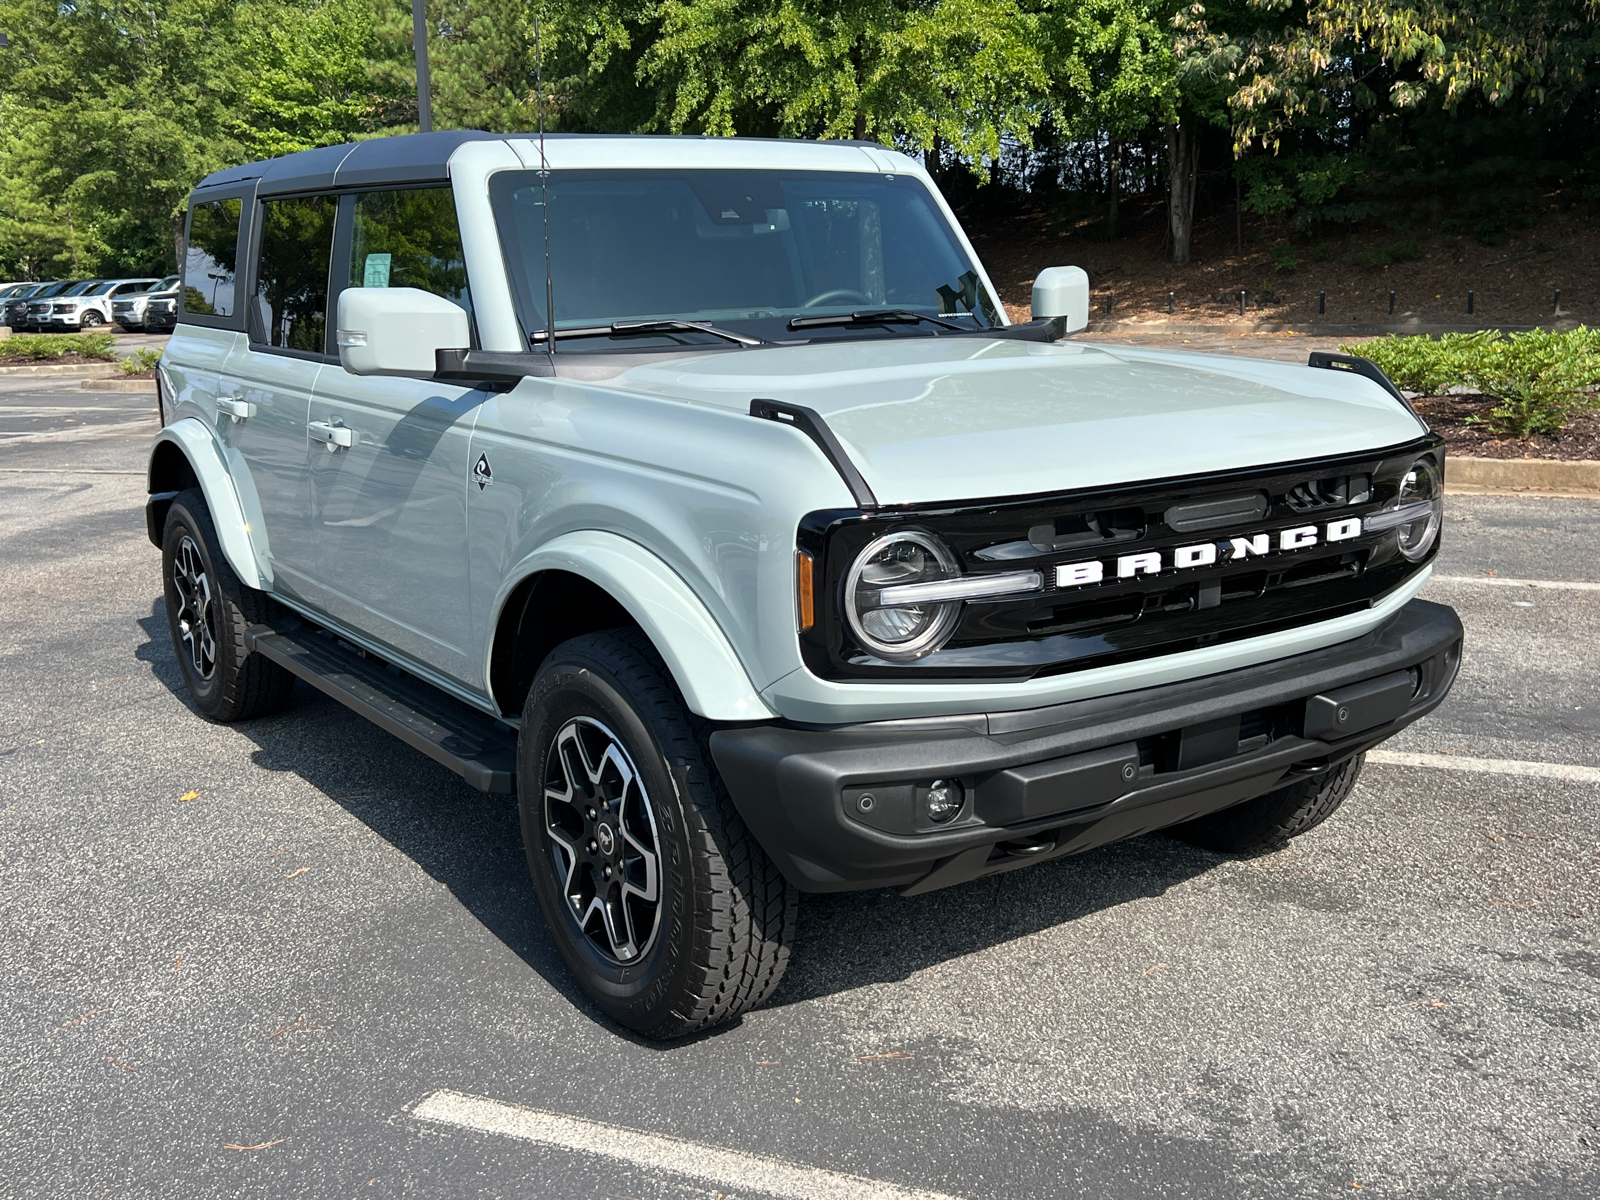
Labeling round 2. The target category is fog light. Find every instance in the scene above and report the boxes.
[924,778,964,823]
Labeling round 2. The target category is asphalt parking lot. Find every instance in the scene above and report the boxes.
[2,368,1597,1200]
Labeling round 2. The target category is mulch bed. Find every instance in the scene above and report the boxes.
[965,193,1598,329]
[118,367,157,379]
[0,351,116,368]
[1413,394,1600,461]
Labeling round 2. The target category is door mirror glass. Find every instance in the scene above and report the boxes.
[336,287,470,378]
[1031,266,1090,333]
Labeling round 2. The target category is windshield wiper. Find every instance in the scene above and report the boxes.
[786,309,970,332]
[532,319,763,347]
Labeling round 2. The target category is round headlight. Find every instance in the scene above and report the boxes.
[844,531,962,661]
[1395,457,1442,561]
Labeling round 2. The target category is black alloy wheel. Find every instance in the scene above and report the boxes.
[542,715,664,964]
[161,489,296,722]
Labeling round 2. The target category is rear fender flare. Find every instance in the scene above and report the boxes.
[147,418,266,590]
[489,530,777,722]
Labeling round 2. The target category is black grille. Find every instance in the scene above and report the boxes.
[797,436,1442,681]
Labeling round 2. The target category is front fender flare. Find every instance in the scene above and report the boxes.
[491,531,777,722]
[148,418,265,590]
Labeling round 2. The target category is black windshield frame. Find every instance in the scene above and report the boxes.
[490,167,1000,352]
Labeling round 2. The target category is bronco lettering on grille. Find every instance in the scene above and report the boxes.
[1056,518,1364,589]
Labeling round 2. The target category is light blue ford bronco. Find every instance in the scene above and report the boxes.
[148,131,1461,1037]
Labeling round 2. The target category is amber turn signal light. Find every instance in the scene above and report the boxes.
[796,550,815,631]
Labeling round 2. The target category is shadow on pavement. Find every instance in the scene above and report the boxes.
[136,598,1223,1032]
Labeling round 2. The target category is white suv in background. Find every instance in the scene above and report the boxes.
[112,276,181,330]
[47,278,161,329]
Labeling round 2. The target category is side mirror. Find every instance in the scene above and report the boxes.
[1031,266,1090,334]
[336,287,469,378]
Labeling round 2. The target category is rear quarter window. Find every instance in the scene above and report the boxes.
[183,198,244,318]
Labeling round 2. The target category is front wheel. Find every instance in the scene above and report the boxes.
[519,630,797,1038]
[1171,754,1365,854]
[79,311,104,328]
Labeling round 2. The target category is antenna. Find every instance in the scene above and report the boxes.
[533,13,555,357]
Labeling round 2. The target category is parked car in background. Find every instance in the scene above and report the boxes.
[112,276,180,330]
[23,281,98,332]
[3,283,52,330]
[142,285,180,333]
[48,277,161,330]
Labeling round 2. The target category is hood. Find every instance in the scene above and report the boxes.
[610,337,1427,507]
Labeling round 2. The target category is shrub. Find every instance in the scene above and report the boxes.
[121,347,163,375]
[1343,328,1600,437]
[1463,328,1600,436]
[1271,243,1299,273]
[0,332,119,361]
[1353,239,1423,268]
[1345,331,1496,395]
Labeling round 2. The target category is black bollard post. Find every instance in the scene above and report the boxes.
[1105,293,1114,316]
[1168,290,1174,315]
[1388,290,1395,315]
[1468,290,1475,315]
[1238,290,1246,316]
[1318,291,1326,316]
[1554,289,1561,314]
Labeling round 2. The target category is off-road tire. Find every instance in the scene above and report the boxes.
[1172,753,1365,854]
[519,629,798,1039]
[161,488,296,722]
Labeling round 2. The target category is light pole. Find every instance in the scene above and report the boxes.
[411,0,432,133]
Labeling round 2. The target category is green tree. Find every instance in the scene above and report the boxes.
[0,0,248,274]
[632,0,1049,169]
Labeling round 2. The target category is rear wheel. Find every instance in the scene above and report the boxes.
[1171,754,1364,854]
[79,310,104,328]
[519,629,797,1038]
[161,489,296,722]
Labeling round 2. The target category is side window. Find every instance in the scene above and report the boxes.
[183,198,242,316]
[253,195,336,352]
[348,188,471,316]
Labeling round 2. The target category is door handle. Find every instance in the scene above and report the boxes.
[307,420,355,451]
[217,395,256,422]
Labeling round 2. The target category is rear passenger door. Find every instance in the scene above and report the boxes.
[216,192,336,606]
[307,186,485,684]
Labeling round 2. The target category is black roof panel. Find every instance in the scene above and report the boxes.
[193,130,509,196]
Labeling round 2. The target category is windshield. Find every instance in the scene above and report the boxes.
[88,282,118,296]
[492,168,999,350]
[64,281,100,297]
[156,275,179,291]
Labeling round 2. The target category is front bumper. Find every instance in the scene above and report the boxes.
[711,598,1462,894]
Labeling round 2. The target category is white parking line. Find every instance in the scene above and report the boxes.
[410,1089,966,1200]
[1430,575,1600,591]
[1367,750,1600,783]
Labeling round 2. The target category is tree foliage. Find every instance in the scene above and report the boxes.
[0,0,1594,278]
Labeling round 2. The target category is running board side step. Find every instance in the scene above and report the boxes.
[244,619,517,793]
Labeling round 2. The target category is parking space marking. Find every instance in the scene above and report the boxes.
[410,1090,967,1200]
[1430,575,1600,591]
[1368,749,1600,783]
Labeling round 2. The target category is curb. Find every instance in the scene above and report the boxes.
[0,361,122,377]
[1083,321,1553,337]
[80,378,156,393]
[1446,456,1600,497]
